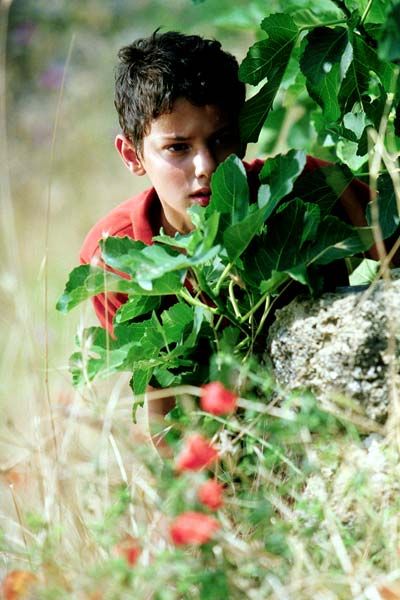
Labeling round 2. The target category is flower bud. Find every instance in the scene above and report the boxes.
[176,434,218,471]
[200,381,237,415]
[198,479,224,510]
[170,511,220,545]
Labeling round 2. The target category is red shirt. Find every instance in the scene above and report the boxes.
[80,158,372,333]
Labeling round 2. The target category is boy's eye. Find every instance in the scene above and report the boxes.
[213,132,238,149]
[166,143,189,153]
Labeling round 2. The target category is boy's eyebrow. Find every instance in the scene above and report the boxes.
[158,125,235,141]
[159,135,191,141]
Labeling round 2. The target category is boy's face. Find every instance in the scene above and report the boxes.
[116,98,243,235]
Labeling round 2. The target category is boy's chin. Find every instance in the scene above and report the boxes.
[190,195,211,207]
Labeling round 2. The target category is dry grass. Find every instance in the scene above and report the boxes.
[2,3,400,599]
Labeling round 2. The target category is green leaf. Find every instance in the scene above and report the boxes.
[101,236,219,291]
[338,32,394,117]
[57,261,185,314]
[258,150,307,218]
[345,0,389,24]
[239,76,283,143]
[349,258,379,285]
[260,270,289,295]
[223,205,268,262]
[179,306,207,350]
[160,303,195,344]
[239,13,298,142]
[100,237,184,288]
[115,296,160,324]
[343,110,369,139]
[308,217,374,265]
[291,163,354,216]
[378,3,400,62]
[69,326,134,386]
[239,13,298,86]
[56,264,133,313]
[301,203,321,245]
[244,198,374,289]
[244,198,307,282]
[153,229,202,254]
[366,173,400,238]
[130,368,152,396]
[284,263,310,287]
[300,26,350,122]
[208,155,249,223]
[335,137,368,170]
[199,570,229,600]
[154,209,220,256]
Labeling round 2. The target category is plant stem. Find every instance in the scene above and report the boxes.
[235,335,251,351]
[214,314,225,331]
[239,291,270,323]
[214,261,233,294]
[228,279,242,319]
[254,295,271,340]
[179,289,217,313]
[360,0,374,25]
[180,285,249,337]
[199,412,304,475]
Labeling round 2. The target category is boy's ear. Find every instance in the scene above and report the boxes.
[115,134,146,176]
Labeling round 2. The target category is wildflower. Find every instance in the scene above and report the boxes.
[198,479,224,510]
[170,511,220,545]
[200,381,237,415]
[112,535,141,566]
[2,570,38,600]
[176,434,218,472]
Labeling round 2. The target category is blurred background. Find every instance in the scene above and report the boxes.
[0,0,266,472]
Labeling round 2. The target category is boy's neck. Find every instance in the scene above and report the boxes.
[160,209,178,238]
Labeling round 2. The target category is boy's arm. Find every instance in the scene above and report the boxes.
[79,189,160,335]
[90,289,128,335]
[80,242,130,336]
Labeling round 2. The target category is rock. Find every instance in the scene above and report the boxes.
[266,278,400,421]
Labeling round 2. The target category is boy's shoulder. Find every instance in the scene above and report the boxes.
[80,187,160,265]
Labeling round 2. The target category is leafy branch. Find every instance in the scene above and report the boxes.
[57,2,400,403]
[58,153,375,396]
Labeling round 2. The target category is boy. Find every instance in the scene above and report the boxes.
[80,30,373,335]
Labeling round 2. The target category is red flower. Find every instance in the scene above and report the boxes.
[198,479,224,510]
[200,381,237,415]
[2,571,38,600]
[176,434,218,471]
[112,535,141,566]
[170,511,220,545]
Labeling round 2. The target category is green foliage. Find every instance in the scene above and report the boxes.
[57,0,400,404]
[367,173,400,238]
[239,14,298,142]
[240,0,400,172]
[349,257,380,285]
[58,154,375,397]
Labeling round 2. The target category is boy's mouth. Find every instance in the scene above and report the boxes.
[190,188,211,207]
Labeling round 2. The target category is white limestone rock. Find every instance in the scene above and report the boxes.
[267,278,400,421]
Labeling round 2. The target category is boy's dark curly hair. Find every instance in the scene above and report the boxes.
[114,30,246,151]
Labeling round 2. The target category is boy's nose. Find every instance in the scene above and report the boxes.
[193,148,216,180]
